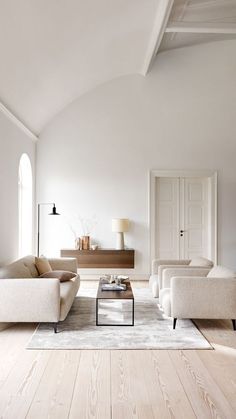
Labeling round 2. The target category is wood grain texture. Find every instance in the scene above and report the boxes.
[0,282,236,419]
[0,324,37,389]
[169,349,236,419]
[27,351,81,419]
[60,249,135,268]
[111,350,195,419]
[0,349,50,419]
[69,350,111,419]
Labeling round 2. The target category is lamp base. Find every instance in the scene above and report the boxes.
[116,232,125,250]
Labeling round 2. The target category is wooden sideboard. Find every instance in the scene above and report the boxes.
[60,249,135,268]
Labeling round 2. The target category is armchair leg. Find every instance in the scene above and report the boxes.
[173,318,177,329]
[232,320,236,331]
[53,322,58,333]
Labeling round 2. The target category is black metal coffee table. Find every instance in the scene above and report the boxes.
[96,280,134,326]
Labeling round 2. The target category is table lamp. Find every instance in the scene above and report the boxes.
[112,218,130,250]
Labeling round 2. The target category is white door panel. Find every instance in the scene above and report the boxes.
[156,176,209,260]
[156,178,179,259]
[183,178,208,259]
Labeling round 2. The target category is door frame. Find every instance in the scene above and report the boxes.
[149,170,218,269]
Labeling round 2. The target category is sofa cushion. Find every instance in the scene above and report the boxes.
[35,256,52,275]
[39,270,76,282]
[22,255,39,277]
[189,257,213,267]
[207,265,236,278]
[0,262,32,279]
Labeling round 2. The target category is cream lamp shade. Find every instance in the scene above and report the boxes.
[112,218,130,232]
[112,218,130,249]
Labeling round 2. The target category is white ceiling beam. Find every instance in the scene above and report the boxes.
[166,21,236,34]
[0,102,38,141]
[141,0,174,76]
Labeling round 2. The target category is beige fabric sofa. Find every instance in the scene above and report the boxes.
[0,255,80,332]
[149,258,213,298]
[159,266,236,330]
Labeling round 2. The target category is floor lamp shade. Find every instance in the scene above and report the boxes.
[112,218,130,250]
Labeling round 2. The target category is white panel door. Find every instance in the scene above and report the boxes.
[155,178,180,259]
[155,177,209,260]
[180,178,208,259]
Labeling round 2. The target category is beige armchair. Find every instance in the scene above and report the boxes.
[159,266,236,330]
[149,257,213,298]
[149,259,190,298]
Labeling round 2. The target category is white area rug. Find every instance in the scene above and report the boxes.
[27,288,212,350]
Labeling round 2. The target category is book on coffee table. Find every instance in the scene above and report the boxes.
[101,283,127,291]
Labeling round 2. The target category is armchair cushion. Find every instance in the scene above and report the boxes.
[207,265,236,278]
[189,257,213,267]
[152,259,190,275]
[162,267,210,289]
[158,264,192,289]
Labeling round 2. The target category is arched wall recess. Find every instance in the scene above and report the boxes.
[18,153,33,257]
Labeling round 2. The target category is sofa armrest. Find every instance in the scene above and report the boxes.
[152,259,190,274]
[0,278,60,322]
[171,276,236,319]
[48,257,77,274]
[163,267,210,289]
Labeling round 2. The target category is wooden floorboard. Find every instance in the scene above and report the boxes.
[69,350,111,419]
[0,281,235,419]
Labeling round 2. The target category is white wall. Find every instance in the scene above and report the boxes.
[37,39,236,275]
[0,113,35,265]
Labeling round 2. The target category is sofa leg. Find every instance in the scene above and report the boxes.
[53,322,58,333]
[232,320,236,331]
[173,318,177,329]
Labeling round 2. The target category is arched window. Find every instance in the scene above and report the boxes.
[18,153,33,257]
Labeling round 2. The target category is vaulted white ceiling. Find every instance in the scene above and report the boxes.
[0,0,235,137]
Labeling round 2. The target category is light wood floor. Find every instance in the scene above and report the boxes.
[0,281,236,419]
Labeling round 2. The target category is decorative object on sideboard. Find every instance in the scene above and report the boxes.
[112,218,130,250]
[75,236,98,250]
[81,235,90,250]
[37,203,60,256]
[75,237,80,250]
[68,214,97,249]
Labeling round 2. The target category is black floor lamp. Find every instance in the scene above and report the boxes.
[37,203,60,256]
